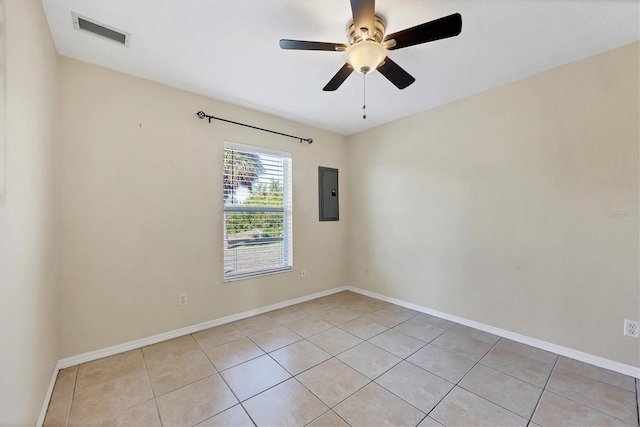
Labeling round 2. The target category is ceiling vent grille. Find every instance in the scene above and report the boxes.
[71,12,130,47]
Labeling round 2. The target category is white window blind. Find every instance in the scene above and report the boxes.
[223,142,292,281]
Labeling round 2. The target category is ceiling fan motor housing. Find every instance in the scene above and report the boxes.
[347,14,386,44]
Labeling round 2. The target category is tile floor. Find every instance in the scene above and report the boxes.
[44,291,639,427]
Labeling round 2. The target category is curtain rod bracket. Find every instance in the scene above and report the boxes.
[196,111,313,144]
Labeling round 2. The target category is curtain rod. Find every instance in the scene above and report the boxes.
[196,111,313,144]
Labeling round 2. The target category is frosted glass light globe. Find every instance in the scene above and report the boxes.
[346,41,386,74]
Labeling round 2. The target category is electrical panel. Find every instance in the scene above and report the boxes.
[318,167,339,221]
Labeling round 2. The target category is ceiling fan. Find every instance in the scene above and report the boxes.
[279,0,462,91]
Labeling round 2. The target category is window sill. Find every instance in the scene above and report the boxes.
[224,266,293,282]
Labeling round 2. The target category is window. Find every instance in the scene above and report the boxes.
[223,142,292,280]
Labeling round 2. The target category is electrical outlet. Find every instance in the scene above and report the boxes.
[301,269,306,278]
[624,319,639,338]
[179,293,187,306]
[365,269,371,277]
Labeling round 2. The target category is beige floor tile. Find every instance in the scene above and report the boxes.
[325,292,363,306]
[270,340,331,375]
[376,361,454,414]
[147,351,216,396]
[43,395,72,427]
[532,391,635,427]
[385,305,422,318]
[480,346,554,387]
[156,374,237,426]
[368,329,426,358]
[297,358,370,407]
[91,400,161,427]
[316,307,364,325]
[295,300,340,315]
[459,364,542,418]
[265,306,310,324]
[307,328,363,356]
[69,370,153,426]
[494,339,557,366]
[196,404,254,426]
[307,410,350,427]
[339,317,388,340]
[243,379,328,426]
[449,324,500,345]
[204,337,264,371]
[51,366,78,402]
[414,313,456,330]
[407,345,475,383]
[76,350,146,391]
[334,382,425,427]
[142,335,201,367]
[556,356,636,392]
[337,342,401,380]
[285,316,333,338]
[233,314,280,336]
[364,309,410,328]
[546,367,637,424]
[417,417,444,427]
[430,331,493,361]
[192,323,245,350]
[393,318,446,343]
[340,302,380,317]
[249,326,302,352]
[220,355,291,401]
[430,387,527,427]
[352,299,392,311]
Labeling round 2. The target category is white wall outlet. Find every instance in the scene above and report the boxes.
[624,319,639,338]
[178,293,187,306]
[301,269,306,278]
[365,269,371,277]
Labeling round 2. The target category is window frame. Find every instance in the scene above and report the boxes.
[223,141,293,282]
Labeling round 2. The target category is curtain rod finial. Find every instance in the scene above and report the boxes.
[197,111,206,119]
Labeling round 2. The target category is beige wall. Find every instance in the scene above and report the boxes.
[347,42,640,367]
[0,0,59,424]
[56,58,348,358]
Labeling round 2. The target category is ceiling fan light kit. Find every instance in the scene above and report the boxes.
[279,0,462,94]
[346,40,386,74]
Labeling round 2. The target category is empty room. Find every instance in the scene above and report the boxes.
[1,0,639,426]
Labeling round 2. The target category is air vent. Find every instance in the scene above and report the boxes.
[71,12,130,47]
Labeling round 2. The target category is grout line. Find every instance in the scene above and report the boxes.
[551,360,639,393]
[539,360,638,425]
[140,348,164,427]
[64,365,79,427]
[635,378,640,426]
[423,333,504,422]
[541,389,637,426]
[529,355,560,424]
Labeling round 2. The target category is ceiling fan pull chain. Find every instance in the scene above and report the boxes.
[362,73,367,120]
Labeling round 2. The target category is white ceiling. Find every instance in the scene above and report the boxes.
[42,1,639,136]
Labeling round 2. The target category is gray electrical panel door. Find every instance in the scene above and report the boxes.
[318,167,339,221]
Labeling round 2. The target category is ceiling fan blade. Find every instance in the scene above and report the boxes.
[384,13,462,50]
[350,0,376,37]
[377,57,415,89]
[323,63,354,91]
[279,39,347,51]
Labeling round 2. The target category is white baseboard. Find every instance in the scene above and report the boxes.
[36,361,62,427]
[41,287,348,425]
[57,286,347,369]
[346,286,640,379]
[41,283,638,427]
